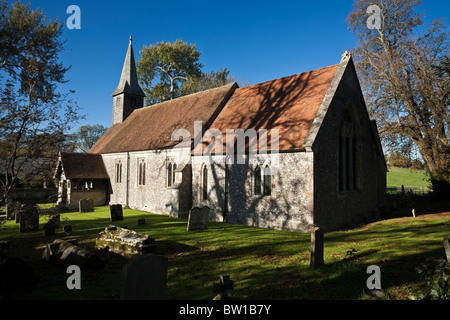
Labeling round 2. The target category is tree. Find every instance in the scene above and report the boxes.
[74,124,107,153]
[0,1,83,204]
[347,0,450,198]
[137,39,203,105]
[181,67,235,95]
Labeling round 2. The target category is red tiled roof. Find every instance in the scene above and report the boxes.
[57,152,109,179]
[193,64,339,154]
[89,83,237,154]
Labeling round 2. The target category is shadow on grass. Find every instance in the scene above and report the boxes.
[1,206,448,300]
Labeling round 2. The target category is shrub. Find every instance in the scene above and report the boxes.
[388,152,411,168]
[411,159,425,170]
[410,258,450,300]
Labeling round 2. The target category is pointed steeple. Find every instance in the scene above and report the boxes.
[112,35,145,97]
[111,36,145,125]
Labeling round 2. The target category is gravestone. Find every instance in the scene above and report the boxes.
[19,205,40,233]
[42,239,104,271]
[444,237,450,264]
[43,212,60,236]
[138,218,146,225]
[187,206,209,231]
[96,226,156,255]
[43,220,57,236]
[310,227,324,269]
[121,254,168,300]
[110,204,123,222]
[79,198,94,213]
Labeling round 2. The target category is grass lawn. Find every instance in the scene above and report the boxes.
[387,167,431,188]
[1,204,449,300]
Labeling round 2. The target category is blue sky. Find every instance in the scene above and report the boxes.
[26,0,450,130]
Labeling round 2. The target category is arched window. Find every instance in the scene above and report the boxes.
[201,165,208,201]
[263,165,271,196]
[138,158,146,186]
[339,107,359,192]
[173,163,177,185]
[254,165,262,195]
[115,160,122,184]
[167,163,173,187]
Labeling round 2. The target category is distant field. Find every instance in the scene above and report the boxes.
[387,167,431,188]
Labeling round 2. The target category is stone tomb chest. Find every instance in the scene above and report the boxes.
[96,226,156,255]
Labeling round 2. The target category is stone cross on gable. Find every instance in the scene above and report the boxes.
[341,50,352,61]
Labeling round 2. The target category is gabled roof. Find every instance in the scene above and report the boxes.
[193,64,339,154]
[90,82,238,154]
[54,152,109,180]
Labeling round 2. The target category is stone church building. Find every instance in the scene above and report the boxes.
[54,38,387,232]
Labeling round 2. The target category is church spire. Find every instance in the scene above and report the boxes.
[112,36,145,125]
[112,35,145,98]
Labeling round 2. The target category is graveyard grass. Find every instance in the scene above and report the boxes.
[1,204,449,300]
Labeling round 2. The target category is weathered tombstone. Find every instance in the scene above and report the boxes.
[19,205,40,233]
[79,198,94,213]
[310,227,324,269]
[42,239,104,271]
[121,254,168,300]
[43,220,57,236]
[96,226,156,255]
[213,274,234,300]
[110,204,123,222]
[444,237,450,265]
[187,206,209,231]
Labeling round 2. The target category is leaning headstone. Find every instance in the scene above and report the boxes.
[121,254,168,300]
[79,198,94,213]
[96,226,156,255]
[310,227,324,269]
[19,204,40,233]
[444,237,450,265]
[187,206,209,231]
[110,204,123,222]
